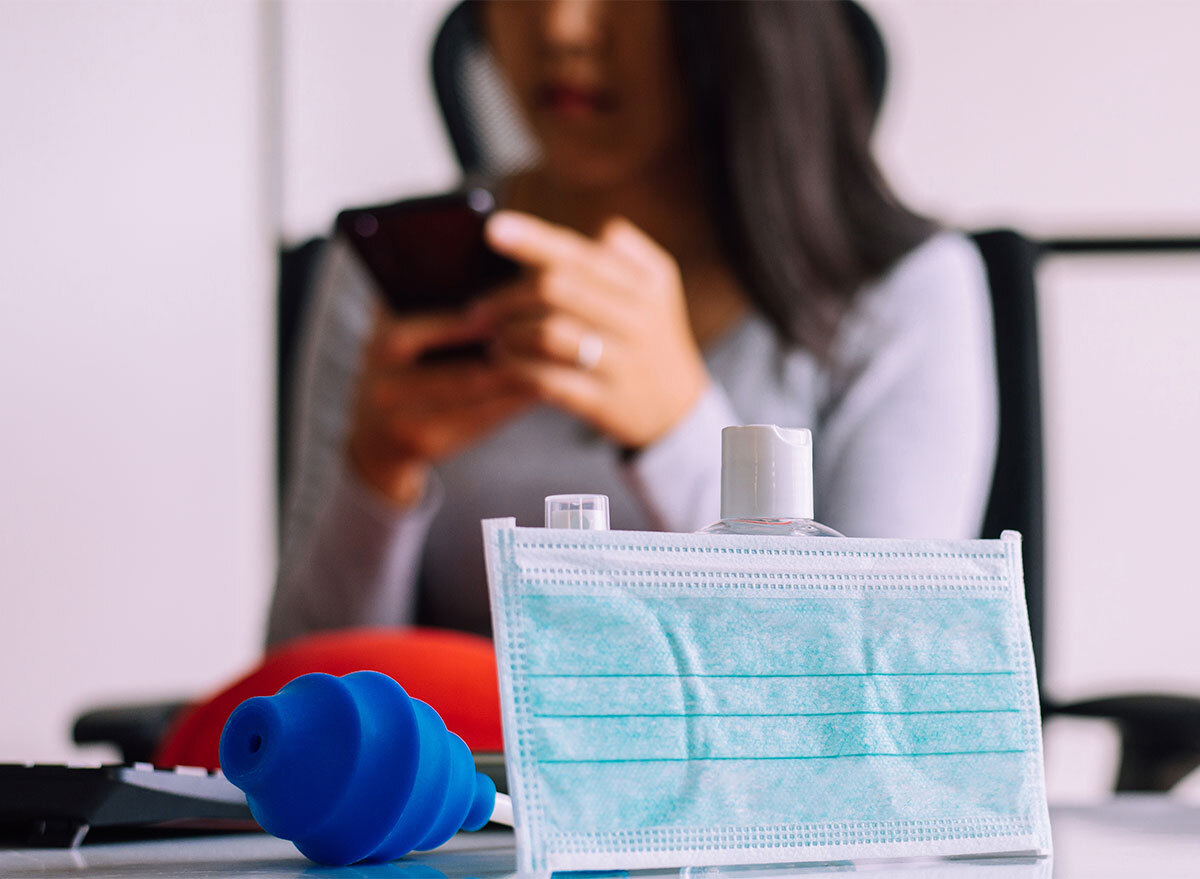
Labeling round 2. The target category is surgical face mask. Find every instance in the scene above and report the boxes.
[482,520,1050,874]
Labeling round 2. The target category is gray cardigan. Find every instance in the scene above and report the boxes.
[267,231,998,645]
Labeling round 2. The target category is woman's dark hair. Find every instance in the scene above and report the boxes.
[670,1,936,356]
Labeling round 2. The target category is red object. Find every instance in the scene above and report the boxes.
[155,627,503,770]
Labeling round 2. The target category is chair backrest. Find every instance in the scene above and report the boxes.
[431,1,540,180]
[277,237,326,519]
[970,231,1046,678]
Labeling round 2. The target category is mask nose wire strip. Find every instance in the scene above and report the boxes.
[491,793,514,827]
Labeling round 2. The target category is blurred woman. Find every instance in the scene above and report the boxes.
[267,0,997,645]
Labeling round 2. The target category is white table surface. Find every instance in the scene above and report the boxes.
[2,798,1198,878]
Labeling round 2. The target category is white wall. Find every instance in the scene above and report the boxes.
[280,0,459,243]
[864,0,1200,799]
[868,0,1200,236]
[0,1,274,761]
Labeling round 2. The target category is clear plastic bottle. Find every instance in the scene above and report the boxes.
[699,425,843,537]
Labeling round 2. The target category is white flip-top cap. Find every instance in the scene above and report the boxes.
[720,425,814,520]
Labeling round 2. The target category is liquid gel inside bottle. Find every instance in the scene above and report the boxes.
[700,425,843,536]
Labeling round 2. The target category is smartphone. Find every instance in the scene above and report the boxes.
[335,188,520,316]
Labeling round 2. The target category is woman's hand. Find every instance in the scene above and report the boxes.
[479,210,711,450]
[347,308,535,507]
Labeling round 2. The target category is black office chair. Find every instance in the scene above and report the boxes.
[75,0,1200,791]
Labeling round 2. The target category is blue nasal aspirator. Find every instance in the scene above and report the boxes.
[218,670,512,865]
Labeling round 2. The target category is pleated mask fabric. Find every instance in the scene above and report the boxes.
[482,521,1050,874]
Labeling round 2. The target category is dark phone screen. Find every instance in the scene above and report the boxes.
[336,190,520,315]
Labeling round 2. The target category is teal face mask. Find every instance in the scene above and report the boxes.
[482,521,1050,874]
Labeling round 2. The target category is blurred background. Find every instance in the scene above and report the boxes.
[1,0,1197,803]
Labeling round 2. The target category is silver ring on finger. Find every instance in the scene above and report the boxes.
[576,331,604,372]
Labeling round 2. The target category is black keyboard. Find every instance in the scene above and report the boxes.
[0,763,255,847]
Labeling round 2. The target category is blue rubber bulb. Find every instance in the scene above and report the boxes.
[218,670,497,865]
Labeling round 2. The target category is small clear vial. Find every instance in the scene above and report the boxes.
[699,425,843,537]
[545,494,610,530]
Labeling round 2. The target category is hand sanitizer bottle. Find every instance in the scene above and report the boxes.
[699,425,843,536]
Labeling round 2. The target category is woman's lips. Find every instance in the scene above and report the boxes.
[537,83,617,117]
